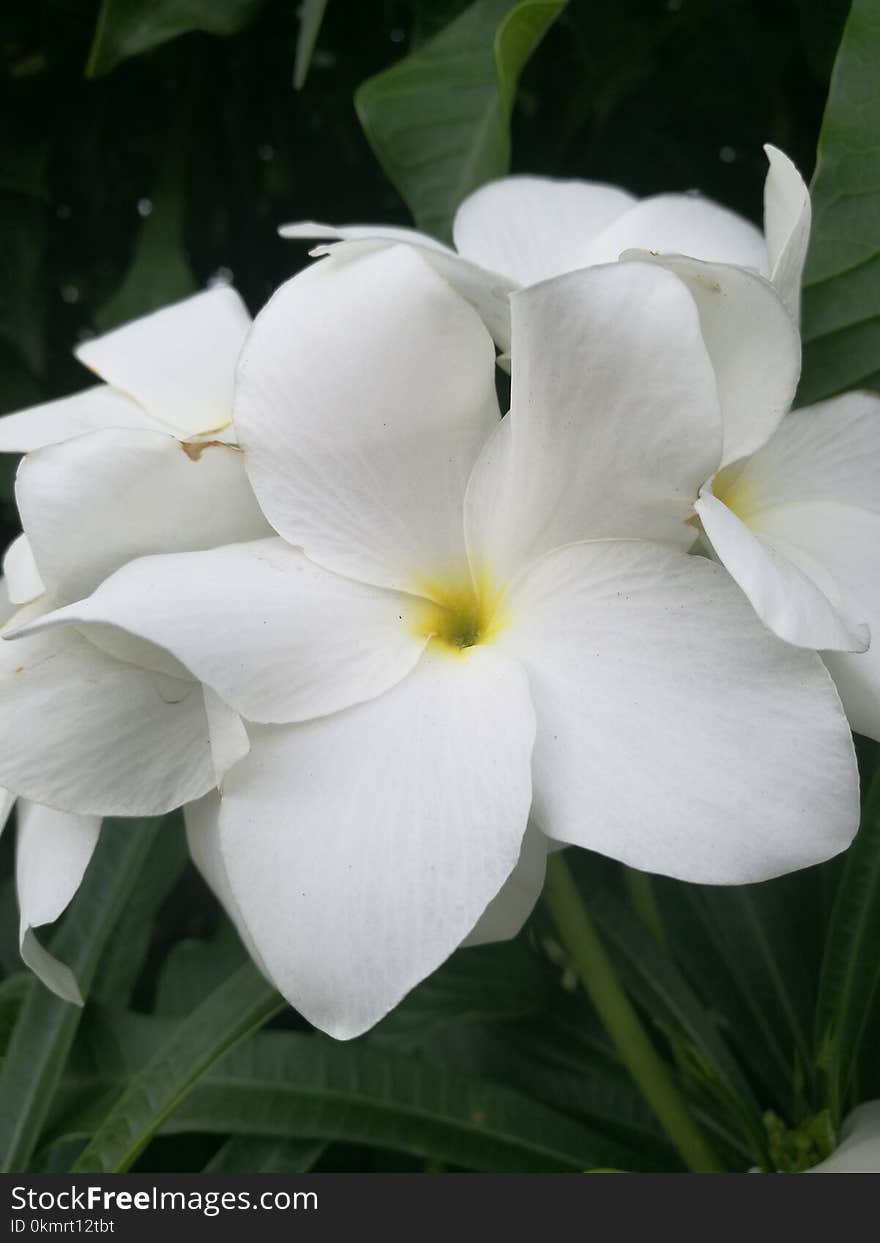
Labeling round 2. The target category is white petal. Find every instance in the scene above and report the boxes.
[728,391,880,515]
[0,385,155,453]
[16,802,101,1003]
[75,286,251,438]
[3,535,45,605]
[280,220,452,252]
[0,787,16,832]
[451,175,635,285]
[280,224,515,350]
[464,821,547,947]
[203,686,251,783]
[582,192,769,270]
[16,427,270,605]
[466,261,722,581]
[807,1102,880,1172]
[64,623,192,682]
[236,245,498,594]
[0,624,215,816]
[498,539,858,883]
[183,791,271,977]
[763,144,811,322]
[42,538,429,725]
[216,647,535,1039]
[620,252,800,466]
[829,646,880,745]
[695,488,869,652]
[749,502,880,741]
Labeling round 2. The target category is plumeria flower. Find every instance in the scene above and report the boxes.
[805,1103,880,1173]
[0,291,272,999]
[0,285,251,452]
[281,145,809,353]
[692,389,880,743]
[22,246,858,1038]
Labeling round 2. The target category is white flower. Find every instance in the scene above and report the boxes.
[806,1103,880,1173]
[25,246,857,1038]
[280,145,810,351]
[0,285,251,452]
[693,390,880,742]
[0,289,271,999]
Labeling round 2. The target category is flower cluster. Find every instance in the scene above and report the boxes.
[0,148,876,1039]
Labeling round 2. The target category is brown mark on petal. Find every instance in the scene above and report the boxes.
[180,439,242,462]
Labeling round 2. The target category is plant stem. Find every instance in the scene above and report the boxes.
[623,866,667,946]
[544,852,725,1173]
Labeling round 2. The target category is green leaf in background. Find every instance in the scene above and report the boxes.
[56,1014,642,1173]
[0,142,48,379]
[154,920,247,1018]
[86,0,267,78]
[203,1136,326,1173]
[815,767,880,1128]
[421,1005,682,1168]
[586,887,767,1163]
[72,962,283,1173]
[94,152,196,333]
[370,938,549,1050]
[0,974,29,1070]
[0,818,161,1172]
[355,0,567,241]
[800,0,880,403]
[293,0,330,90]
[653,877,808,1114]
[91,815,188,1008]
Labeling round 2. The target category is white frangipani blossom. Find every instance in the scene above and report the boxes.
[0,285,252,453]
[609,197,880,744]
[693,390,880,743]
[28,245,859,1038]
[0,290,271,999]
[280,144,810,350]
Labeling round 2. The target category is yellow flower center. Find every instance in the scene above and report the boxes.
[410,567,508,657]
[711,460,756,522]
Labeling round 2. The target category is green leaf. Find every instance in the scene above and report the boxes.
[666,872,818,1103]
[0,975,29,1069]
[426,1008,682,1168]
[370,938,549,1050]
[653,876,808,1113]
[86,0,267,78]
[57,1015,640,1173]
[293,0,330,90]
[0,818,161,1172]
[91,815,188,1008]
[94,156,196,333]
[154,920,247,1018]
[0,141,48,378]
[586,887,767,1160]
[800,0,880,403]
[815,767,880,1126]
[355,0,567,241]
[203,1136,326,1173]
[72,963,284,1172]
